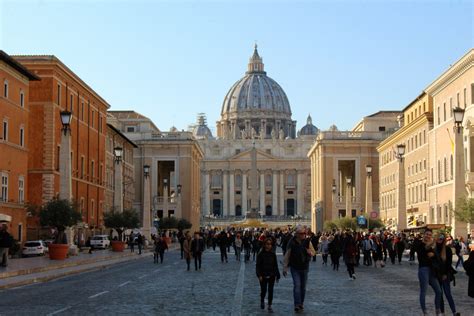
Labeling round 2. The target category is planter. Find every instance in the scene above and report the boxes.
[111,240,126,252]
[48,244,69,260]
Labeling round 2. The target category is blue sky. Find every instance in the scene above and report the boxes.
[1,0,473,133]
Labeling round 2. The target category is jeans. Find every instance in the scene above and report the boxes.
[290,267,308,307]
[220,247,227,262]
[194,252,202,270]
[418,267,442,313]
[260,276,276,305]
[235,247,241,261]
[440,278,456,314]
[455,254,464,269]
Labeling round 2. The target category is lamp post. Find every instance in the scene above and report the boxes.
[163,179,169,218]
[331,179,336,224]
[142,164,151,240]
[365,165,373,230]
[113,146,123,213]
[345,177,352,218]
[452,106,466,237]
[177,184,182,219]
[396,143,406,231]
[59,110,75,252]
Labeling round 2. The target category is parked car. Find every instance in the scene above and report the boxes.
[22,240,48,257]
[90,235,110,249]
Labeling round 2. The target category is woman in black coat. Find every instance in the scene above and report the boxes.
[463,250,474,298]
[256,238,280,313]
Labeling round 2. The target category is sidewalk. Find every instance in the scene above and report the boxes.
[0,242,180,290]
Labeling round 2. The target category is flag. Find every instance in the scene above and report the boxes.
[446,128,454,154]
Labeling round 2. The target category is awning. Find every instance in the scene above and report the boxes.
[0,214,12,223]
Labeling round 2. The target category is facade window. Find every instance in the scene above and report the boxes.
[126,126,136,133]
[91,200,95,218]
[287,174,295,186]
[457,92,460,108]
[57,84,61,105]
[443,103,446,121]
[450,155,453,179]
[211,173,222,188]
[99,116,103,133]
[20,90,24,107]
[18,176,24,203]
[3,80,8,98]
[56,146,60,170]
[431,168,434,185]
[471,83,474,105]
[444,157,447,182]
[81,102,84,120]
[438,160,441,183]
[91,110,95,128]
[91,161,95,180]
[70,95,74,113]
[2,120,8,141]
[80,198,85,216]
[464,88,467,108]
[19,127,24,147]
[99,164,103,184]
[235,174,242,187]
[437,106,440,125]
[1,173,8,202]
[450,98,453,117]
[81,156,85,178]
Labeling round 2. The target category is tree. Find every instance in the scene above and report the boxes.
[159,217,179,230]
[104,208,140,241]
[177,218,192,231]
[323,220,338,231]
[453,197,474,223]
[39,198,82,244]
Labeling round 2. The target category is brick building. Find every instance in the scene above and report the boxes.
[0,51,39,242]
[14,56,110,238]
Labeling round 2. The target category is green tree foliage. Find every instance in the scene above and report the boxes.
[104,208,140,241]
[39,198,82,244]
[159,217,179,230]
[177,218,192,231]
[454,197,474,223]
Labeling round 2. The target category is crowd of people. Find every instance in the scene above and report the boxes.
[137,225,473,314]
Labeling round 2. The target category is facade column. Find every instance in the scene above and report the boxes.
[229,172,235,216]
[223,171,228,216]
[203,171,210,215]
[242,172,248,214]
[279,171,285,216]
[260,172,265,216]
[272,171,278,216]
[142,168,151,240]
[296,170,304,215]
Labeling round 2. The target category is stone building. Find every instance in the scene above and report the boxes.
[14,55,110,237]
[109,111,203,232]
[197,46,317,218]
[105,119,137,214]
[0,51,39,242]
[308,111,401,232]
[378,92,433,231]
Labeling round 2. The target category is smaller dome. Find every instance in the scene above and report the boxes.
[329,124,339,132]
[192,114,213,139]
[299,114,318,136]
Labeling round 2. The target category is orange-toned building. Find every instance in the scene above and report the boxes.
[0,51,39,242]
[14,56,110,238]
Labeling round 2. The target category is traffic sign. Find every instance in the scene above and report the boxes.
[370,211,378,219]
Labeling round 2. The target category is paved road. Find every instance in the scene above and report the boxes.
[0,248,472,315]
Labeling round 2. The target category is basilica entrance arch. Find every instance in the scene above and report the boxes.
[265,205,272,216]
[286,199,295,216]
[235,205,242,216]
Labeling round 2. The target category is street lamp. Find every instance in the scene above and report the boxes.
[143,165,150,178]
[366,165,372,178]
[453,107,465,134]
[396,143,406,161]
[60,110,72,135]
[177,184,182,194]
[114,146,123,164]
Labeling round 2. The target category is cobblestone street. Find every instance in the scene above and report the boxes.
[0,248,471,315]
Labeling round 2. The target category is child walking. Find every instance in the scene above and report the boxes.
[256,238,280,313]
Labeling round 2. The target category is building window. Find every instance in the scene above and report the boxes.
[99,164,103,184]
[378,126,386,132]
[444,157,447,182]
[70,94,74,113]
[287,174,295,186]
[443,103,446,121]
[81,156,85,178]
[437,106,440,125]
[99,116,103,133]
[91,110,95,128]
[438,160,441,183]
[1,173,8,202]
[20,90,24,107]
[56,145,60,171]
[450,98,453,117]
[3,80,8,98]
[211,173,222,188]
[81,102,84,120]
[80,198,85,216]
[57,84,61,105]
[91,161,95,180]
[18,176,24,203]
[2,120,8,141]
[19,127,24,147]
[91,200,95,218]
[126,126,136,133]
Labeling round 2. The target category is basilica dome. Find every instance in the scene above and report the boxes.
[217,46,296,140]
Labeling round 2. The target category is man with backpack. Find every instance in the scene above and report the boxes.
[283,226,315,313]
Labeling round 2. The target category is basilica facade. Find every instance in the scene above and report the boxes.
[193,46,318,218]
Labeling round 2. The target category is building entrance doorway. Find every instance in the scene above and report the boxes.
[286,199,295,216]
[212,199,221,216]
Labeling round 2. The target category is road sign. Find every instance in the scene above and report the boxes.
[357,216,367,226]
[370,211,378,219]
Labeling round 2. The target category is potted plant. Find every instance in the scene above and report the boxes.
[39,198,81,260]
[104,208,140,252]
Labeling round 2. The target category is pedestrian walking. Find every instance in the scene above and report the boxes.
[256,238,280,313]
[319,235,329,266]
[395,234,406,264]
[154,235,168,263]
[137,233,143,255]
[415,229,443,315]
[433,233,459,316]
[373,236,385,268]
[0,224,13,267]
[235,234,242,261]
[310,231,318,262]
[454,237,467,270]
[362,235,373,266]
[343,232,357,280]
[252,233,261,261]
[283,226,315,313]
[86,237,93,254]
[218,231,228,263]
[463,251,474,298]
[178,229,185,259]
[191,232,205,270]
[183,232,192,271]
[129,233,135,253]
[328,234,342,271]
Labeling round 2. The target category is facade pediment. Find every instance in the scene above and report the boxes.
[229,148,276,161]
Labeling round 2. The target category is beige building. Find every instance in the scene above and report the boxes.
[109,111,204,231]
[378,93,433,231]
[308,111,401,232]
[105,120,136,213]
[426,49,473,238]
